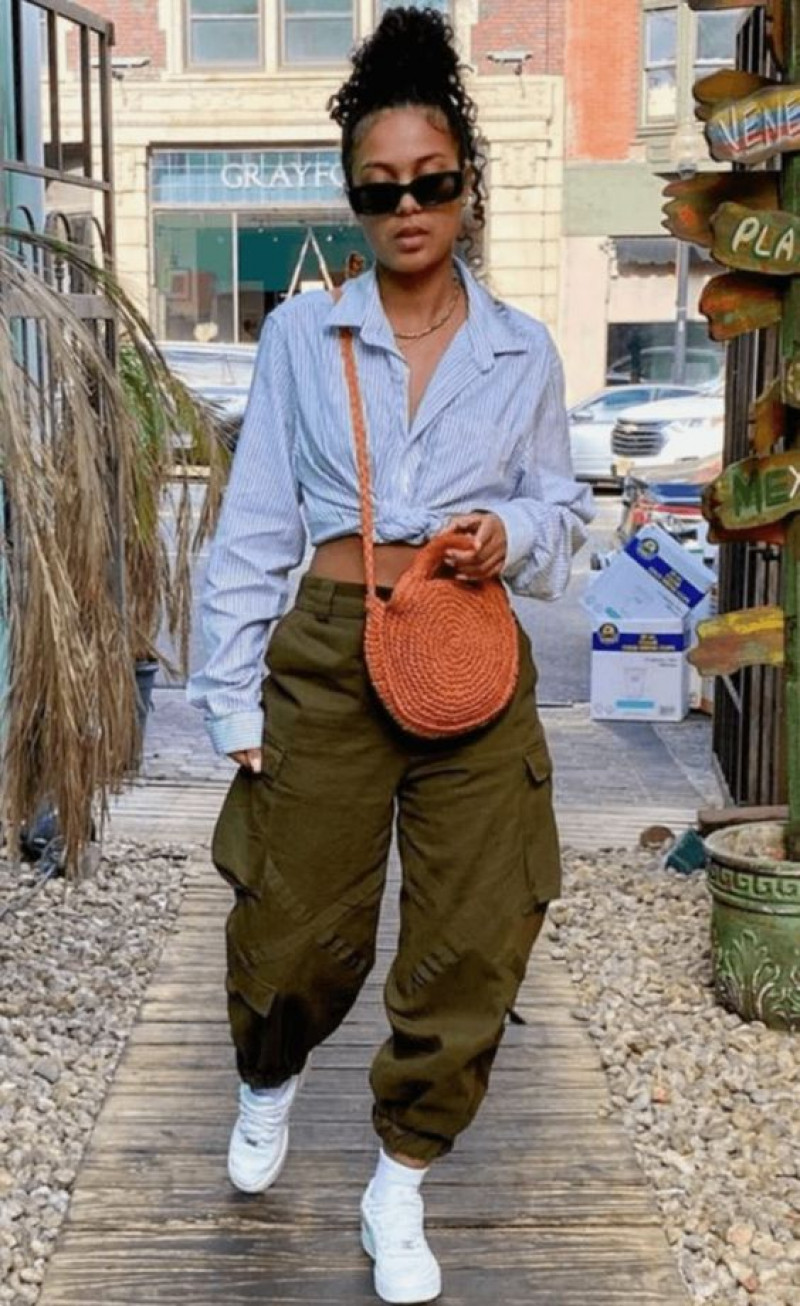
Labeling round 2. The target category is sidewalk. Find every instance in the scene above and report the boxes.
[36,855,690,1305]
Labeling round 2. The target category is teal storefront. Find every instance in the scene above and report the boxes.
[150,147,371,343]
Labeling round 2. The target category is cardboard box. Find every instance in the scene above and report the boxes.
[581,524,715,626]
[590,617,690,722]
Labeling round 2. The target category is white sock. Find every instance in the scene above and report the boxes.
[370,1147,428,1202]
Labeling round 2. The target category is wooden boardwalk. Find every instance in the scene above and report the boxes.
[38,858,690,1305]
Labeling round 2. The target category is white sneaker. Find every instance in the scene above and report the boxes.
[227,1075,302,1193]
[361,1179,442,1304]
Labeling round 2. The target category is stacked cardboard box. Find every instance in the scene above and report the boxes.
[581,524,716,722]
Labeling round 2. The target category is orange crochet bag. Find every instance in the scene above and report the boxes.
[337,324,519,738]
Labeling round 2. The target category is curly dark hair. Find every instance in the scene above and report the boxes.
[328,6,486,233]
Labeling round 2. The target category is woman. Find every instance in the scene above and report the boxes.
[188,8,594,1303]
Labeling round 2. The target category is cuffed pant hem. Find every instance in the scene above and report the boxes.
[373,1110,453,1164]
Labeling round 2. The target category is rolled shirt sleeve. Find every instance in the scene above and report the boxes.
[492,337,595,600]
[186,314,306,755]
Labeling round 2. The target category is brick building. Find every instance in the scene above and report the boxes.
[559,1,745,402]
[51,0,565,343]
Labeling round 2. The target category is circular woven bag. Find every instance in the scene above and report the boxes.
[364,530,519,737]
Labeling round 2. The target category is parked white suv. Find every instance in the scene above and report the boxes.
[611,391,724,479]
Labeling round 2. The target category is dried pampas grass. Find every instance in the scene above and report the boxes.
[0,228,230,871]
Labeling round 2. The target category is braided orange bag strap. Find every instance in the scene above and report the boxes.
[337,324,379,603]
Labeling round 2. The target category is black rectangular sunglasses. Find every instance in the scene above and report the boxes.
[347,170,464,217]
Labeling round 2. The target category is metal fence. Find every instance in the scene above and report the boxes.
[1,0,122,600]
[712,10,785,806]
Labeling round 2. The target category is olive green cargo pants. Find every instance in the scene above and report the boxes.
[212,575,561,1163]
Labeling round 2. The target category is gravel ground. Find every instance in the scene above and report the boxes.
[0,841,194,1306]
[552,848,800,1306]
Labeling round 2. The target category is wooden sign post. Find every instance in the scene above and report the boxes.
[663,173,778,247]
[703,451,800,532]
[689,607,785,677]
[699,272,783,342]
[711,203,800,275]
[706,84,800,165]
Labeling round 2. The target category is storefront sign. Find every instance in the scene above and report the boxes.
[689,607,785,678]
[711,202,800,275]
[699,271,783,341]
[663,172,778,247]
[150,149,346,208]
[704,452,800,532]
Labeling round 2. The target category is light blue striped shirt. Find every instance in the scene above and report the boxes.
[187,261,595,754]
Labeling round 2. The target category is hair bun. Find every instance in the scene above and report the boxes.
[328,5,487,242]
[361,7,460,96]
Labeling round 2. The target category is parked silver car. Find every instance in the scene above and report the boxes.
[569,384,698,483]
[159,341,258,453]
[611,391,725,480]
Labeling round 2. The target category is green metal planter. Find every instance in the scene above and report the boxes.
[706,822,800,1031]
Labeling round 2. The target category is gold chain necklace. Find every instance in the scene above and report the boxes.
[391,278,462,342]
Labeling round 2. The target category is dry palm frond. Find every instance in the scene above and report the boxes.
[0,227,231,872]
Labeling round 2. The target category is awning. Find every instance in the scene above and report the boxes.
[614,237,716,268]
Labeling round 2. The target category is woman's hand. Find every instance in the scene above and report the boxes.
[229,748,262,773]
[442,512,508,580]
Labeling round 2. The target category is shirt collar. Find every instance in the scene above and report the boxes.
[325,257,531,372]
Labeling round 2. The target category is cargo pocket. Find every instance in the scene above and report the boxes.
[522,736,562,908]
[210,741,286,898]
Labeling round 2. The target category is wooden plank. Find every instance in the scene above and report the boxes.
[699,270,783,341]
[663,171,778,246]
[697,803,788,833]
[85,1117,620,1156]
[37,1227,688,1306]
[706,84,800,166]
[73,1151,651,1190]
[751,376,786,455]
[67,1172,660,1230]
[96,1089,611,1126]
[108,1063,606,1092]
[710,202,800,275]
[703,450,800,530]
[688,606,785,675]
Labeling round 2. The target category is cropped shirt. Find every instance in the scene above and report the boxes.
[187,260,595,755]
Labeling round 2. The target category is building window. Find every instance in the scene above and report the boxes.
[187,0,260,66]
[281,0,354,64]
[643,4,678,123]
[694,9,744,83]
[641,2,747,131]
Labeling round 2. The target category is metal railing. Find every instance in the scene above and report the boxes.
[712,9,786,806]
[2,0,115,268]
